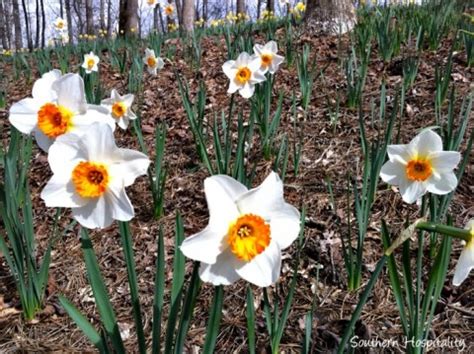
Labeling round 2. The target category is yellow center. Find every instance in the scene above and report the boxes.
[261,53,273,67]
[147,56,157,67]
[235,67,251,84]
[57,22,64,29]
[406,158,432,182]
[72,162,109,198]
[227,214,271,262]
[37,103,74,138]
[147,0,155,5]
[111,101,127,118]
[165,6,174,15]
[87,58,95,69]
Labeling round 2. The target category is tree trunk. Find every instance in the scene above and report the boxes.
[100,0,105,30]
[305,0,356,34]
[3,0,12,48]
[40,0,44,47]
[73,0,84,34]
[202,0,207,21]
[107,0,112,36]
[175,0,183,26]
[266,0,274,13]
[65,0,73,43]
[0,0,8,48]
[59,0,63,17]
[85,0,93,34]
[119,0,138,36]
[257,0,261,19]
[237,0,245,15]
[21,0,32,50]
[182,0,194,32]
[11,0,22,49]
[34,0,39,47]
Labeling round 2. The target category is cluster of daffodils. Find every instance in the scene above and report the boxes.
[260,10,277,22]
[290,1,306,18]
[98,29,108,38]
[2,49,13,57]
[8,70,148,229]
[82,51,100,74]
[223,41,284,98]
[143,48,165,75]
[181,172,301,287]
[210,19,225,28]
[168,23,179,32]
[195,18,205,28]
[79,34,98,41]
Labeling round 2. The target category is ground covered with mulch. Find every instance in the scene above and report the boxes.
[0,24,473,352]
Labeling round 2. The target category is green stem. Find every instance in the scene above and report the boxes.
[415,222,471,242]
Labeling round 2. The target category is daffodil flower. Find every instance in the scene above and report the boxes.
[143,48,165,75]
[253,41,285,75]
[101,89,136,130]
[54,18,67,32]
[380,129,461,204]
[41,123,150,229]
[82,52,100,73]
[180,172,300,287]
[146,0,158,8]
[222,52,266,99]
[453,220,474,286]
[9,71,115,152]
[164,4,174,16]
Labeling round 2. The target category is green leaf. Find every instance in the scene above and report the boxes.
[203,286,224,354]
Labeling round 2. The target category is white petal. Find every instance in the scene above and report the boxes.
[198,249,242,285]
[53,73,87,114]
[48,133,87,177]
[253,44,263,56]
[205,175,242,233]
[235,52,251,66]
[239,83,255,98]
[269,54,284,74]
[105,185,134,222]
[399,179,427,204]
[32,69,61,103]
[410,129,443,156]
[180,226,228,264]
[251,70,266,83]
[453,240,474,286]
[156,57,165,70]
[387,144,412,164]
[222,60,236,79]
[426,172,457,195]
[9,98,40,134]
[72,196,114,229]
[122,94,134,107]
[33,128,54,152]
[248,56,263,72]
[109,148,150,187]
[430,151,461,173]
[380,160,404,186]
[235,240,281,287]
[267,40,278,53]
[41,176,88,208]
[237,171,283,219]
[228,80,240,94]
[269,203,300,250]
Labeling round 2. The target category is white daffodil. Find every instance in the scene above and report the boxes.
[82,51,100,73]
[143,48,165,75]
[222,52,266,99]
[253,41,285,75]
[9,71,115,152]
[146,0,158,8]
[180,172,300,287]
[453,220,474,286]
[54,18,67,32]
[380,129,461,204]
[101,89,136,130]
[41,123,150,229]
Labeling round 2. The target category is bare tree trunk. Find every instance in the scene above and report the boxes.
[266,0,274,12]
[65,0,73,43]
[34,0,39,47]
[85,0,93,34]
[257,0,262,19]
[11,0,22,49]
[59,0,63,17]
[3,0,12,48]
[119,0,138,36]
[40,0,45,47]
[21,0,32,50]
[182,0,194,32]
[305,0,356,34]
[73,0,84,35]
[0,0,8,48]
[237,0,245,15]
[175,0,183,26]
[107,0,112,36]
[202,0,207,21]
[157,5,165,33]
[99,0,105,30]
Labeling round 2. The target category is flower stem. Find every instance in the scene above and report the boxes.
[415,222,471,242]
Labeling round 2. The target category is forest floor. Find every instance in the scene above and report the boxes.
[0,27,473,353]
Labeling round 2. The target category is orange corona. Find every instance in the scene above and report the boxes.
[37,103,73,138]
[235,67,251,84]
[111,102,127,118]
[147,56,156,67]
[406,158,432,182]
[261,53,273,67]
[227,214,271,261]
[72,162,109,198]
